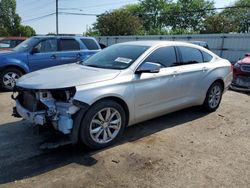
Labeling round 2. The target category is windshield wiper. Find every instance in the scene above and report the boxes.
[76,60,84,64]
[85,64,102,68]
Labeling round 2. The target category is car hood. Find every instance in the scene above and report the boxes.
[239,56,250,64]
[0,49,12,51]
[0,50,16,56]
[16,63,121,89]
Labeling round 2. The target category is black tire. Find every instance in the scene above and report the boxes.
[0,67,23,91]
[79,99,126,149]
[203,82,223,112]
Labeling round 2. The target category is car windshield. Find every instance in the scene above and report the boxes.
[13,37,39,52]
[83,44,149,70]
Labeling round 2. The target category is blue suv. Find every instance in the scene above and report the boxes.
[0,36,101,90]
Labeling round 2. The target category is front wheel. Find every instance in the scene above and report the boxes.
[0,68,22,91]
[79,100,126,149]
[203,82,223,112]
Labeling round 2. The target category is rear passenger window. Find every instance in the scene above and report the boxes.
[143,47,177,67]
[59,39,80,51]
[178,46,203,64]
[202,51,213,62]
[81,38,99,50]
[15,40,24,46]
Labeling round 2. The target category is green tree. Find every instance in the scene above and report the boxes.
[85,27,100,36]
[0,0,36,36]
[139,0,173,32]
[18,25,36,37]
[203,14,236,33]
[170,0,215,32]
[94,9,144,36]
[123,3,143,16]
[221,0,250,33]
[123,0,215,34]
[0,0,20,35]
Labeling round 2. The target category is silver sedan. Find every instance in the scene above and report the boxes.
[14,41,233,149]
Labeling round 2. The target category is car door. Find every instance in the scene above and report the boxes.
[134,46,183,122]
[176,46,213,103]
[28,38,59,71]
[57,38,82,65]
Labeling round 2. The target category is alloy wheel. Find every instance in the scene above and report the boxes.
[89,107,122,144]
[3,72,20,90]
[208,85,222,109]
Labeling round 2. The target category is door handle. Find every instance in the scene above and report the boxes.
[76,53,82,57]
[172,70,180,77]
[50,54,56,59]
[202,67,208,72]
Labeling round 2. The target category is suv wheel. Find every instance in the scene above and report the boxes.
[0,68,22,91]
[203,82,223,112]
[79,100,126,149]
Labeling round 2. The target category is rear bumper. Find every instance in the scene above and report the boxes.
[15,100,46,125]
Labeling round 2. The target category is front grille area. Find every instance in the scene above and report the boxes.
[241,65,250,73]
[17,90,46,112]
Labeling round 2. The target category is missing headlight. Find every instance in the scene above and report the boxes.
[50,87,76,102]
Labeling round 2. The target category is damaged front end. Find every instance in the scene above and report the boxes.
[12,87,80,135]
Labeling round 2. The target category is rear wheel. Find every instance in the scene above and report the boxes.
[80,100,126,149]
[0,68,22,91]
[203,82,223,112]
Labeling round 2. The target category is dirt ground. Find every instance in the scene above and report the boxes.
[0,90,249,188]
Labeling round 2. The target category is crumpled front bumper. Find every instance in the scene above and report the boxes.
[15,100,46,125]
[232,75,250,88]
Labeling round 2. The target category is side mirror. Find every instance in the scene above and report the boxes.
[31,47,40,54]
[136,62,161,74]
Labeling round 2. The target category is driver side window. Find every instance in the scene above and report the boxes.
[34,39,58,53]
[143,47,178,67]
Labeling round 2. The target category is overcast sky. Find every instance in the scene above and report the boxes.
[16,0,235,35]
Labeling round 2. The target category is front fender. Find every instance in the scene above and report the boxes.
[74,81,135,125]
[0,53,29,73]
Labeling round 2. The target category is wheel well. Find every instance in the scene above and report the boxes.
[3,65,26,75]
[213,79,225,92]
[93,97,130,126]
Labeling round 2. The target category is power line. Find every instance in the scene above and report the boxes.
[173,5,250,14]
[59,12,99,16]
[20,4,250,24]
[20,9,55,19]
[21,13,56,23]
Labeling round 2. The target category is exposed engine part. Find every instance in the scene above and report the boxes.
[15,100,46,125]
[14,87,79,134]
[58,115,73,134]
[37,91,56,117]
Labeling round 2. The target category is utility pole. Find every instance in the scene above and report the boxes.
[56,0,58,35]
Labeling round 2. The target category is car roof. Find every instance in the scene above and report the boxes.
[33,35,96,40]
[188,41,208,44]
[1,36,27,40]
[118,40,203,48]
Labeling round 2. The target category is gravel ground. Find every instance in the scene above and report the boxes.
[0,90,249,188]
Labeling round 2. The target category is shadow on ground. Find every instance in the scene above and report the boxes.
[0,107,208,184]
